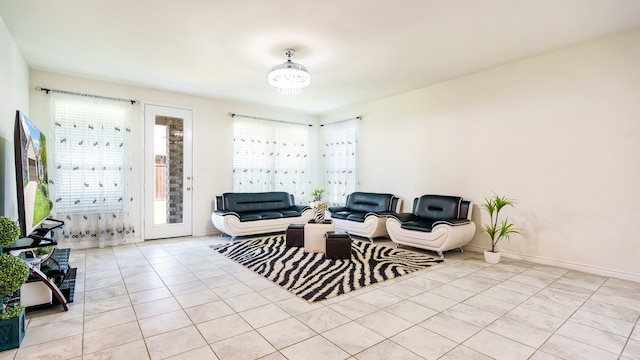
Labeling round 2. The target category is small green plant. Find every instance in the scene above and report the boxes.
[0,217,20,248]
[0,254,30,319]
[34,246,52,257]
[482,193,521,253]
[0,303,24,320]
[310,189,328,211]
[0,216,29,320]
[311,188,325,202]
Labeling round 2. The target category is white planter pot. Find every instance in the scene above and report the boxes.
[484,250,501,264]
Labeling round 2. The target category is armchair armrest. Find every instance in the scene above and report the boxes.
[215,196,224,211]
[433,219,471,227]
[365,211,398,218]
[328,206,348,213]
[291,205,311,212]
[387,213,420,223]
[214,210,240,219]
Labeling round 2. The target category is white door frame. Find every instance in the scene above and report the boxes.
[143,103,193,240]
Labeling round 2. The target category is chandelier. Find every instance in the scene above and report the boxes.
[267,49,311,95]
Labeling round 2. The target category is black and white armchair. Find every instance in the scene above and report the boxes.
[386,194,475,258]
[328,192,402,241]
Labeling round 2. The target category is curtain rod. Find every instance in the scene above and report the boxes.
[228,112,313,127]
[320,116,361,127]
[35,86,138,105]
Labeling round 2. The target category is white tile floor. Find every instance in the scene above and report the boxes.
[1,235,639,360]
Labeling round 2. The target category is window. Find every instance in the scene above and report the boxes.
[322,119,359,205]
[233,116,311,202]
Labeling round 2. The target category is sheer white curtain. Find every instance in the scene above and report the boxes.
[49,92,135,248]
[322,119,359,206]
[233,117,311,203]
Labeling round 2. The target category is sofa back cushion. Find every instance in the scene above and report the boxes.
[413,195,462,220]
[221,192,294,213]
[345,192,395,213]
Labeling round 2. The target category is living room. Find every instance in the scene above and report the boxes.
[1,1,640,359]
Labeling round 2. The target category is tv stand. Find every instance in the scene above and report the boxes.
[2,218,74,312]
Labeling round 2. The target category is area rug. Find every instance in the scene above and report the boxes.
[210,236,442,302]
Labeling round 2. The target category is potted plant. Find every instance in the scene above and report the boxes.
[0,216,20,250]
[310,189,329,223]
[0,216,30,351]
[481,193,521,264]
[34,246,53,260]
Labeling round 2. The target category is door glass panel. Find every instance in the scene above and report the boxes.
[154,116,184,225]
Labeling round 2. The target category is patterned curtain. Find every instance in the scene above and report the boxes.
[49,92,135,248]
[233,117,311,203]
[323,119,359,206]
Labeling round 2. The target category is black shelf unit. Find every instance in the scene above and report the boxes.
[3,218,74,312]
[40,248,76,305]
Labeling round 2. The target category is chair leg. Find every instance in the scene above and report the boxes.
[459,247,464,253]
[438,251,444,259]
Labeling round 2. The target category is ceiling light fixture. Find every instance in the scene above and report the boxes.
[267,49,311,95]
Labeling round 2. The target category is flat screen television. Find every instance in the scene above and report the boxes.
[14,110,53,238]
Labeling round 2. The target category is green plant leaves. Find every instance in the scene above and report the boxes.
[0,254,30,297]
[0,217,20,248]
[0,303,24,320]
[482,193,520,252]
[312,188,325,201]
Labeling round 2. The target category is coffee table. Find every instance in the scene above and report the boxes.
[303,220,335,253]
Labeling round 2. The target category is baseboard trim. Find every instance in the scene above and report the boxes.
[464,245,640,283]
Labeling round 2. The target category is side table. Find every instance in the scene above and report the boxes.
[304,220,335,253]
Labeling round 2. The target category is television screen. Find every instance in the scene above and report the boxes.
[14,110,53,238]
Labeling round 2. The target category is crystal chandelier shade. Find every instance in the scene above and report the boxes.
[267,49,311,96]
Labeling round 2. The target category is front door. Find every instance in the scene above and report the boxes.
[144,104,193,239]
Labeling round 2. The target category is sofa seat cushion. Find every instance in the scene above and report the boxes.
[237,213,263,221]
[330,211,367,223]
[399,218,471,232]
[237,210,299,222]
[400,219,437,232]
[279,210,304,218]
[346,212,367,222]
[221,208,308,222]
[253,211,284,220]
[330,211,352,220]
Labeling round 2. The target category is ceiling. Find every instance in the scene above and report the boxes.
[2,0,640,115]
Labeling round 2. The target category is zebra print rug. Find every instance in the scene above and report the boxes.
[210,236,443,302]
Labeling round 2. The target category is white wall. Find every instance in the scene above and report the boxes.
[29,71,318,246]
[0,14,29,218]
[321,29,640,280]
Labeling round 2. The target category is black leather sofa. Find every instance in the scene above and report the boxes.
[328,192,401,240]
[211,192,313,238]
[386,194,476,258]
